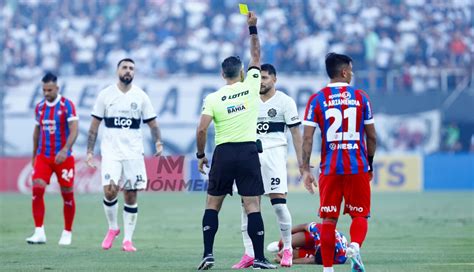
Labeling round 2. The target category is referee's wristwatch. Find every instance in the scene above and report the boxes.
[196,152,205,159]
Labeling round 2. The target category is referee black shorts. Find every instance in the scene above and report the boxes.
[208,141,264,197]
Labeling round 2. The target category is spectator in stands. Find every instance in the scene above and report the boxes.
[2,0,472,92]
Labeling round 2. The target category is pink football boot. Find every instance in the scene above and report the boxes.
[101,229,120,250]
[231,254,254,269]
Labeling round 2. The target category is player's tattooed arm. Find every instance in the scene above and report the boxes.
[301,125,317,193]
[85,118,101,168]
[87,118,101,154]
[146,119,162,143]
[146,119,163,156]
[301,126,315,171]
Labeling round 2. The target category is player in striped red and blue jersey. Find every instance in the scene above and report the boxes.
[300,53,377,272]
[303,81,374,175]
[27,72,79,246]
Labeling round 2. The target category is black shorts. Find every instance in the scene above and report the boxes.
[208,142,264,196]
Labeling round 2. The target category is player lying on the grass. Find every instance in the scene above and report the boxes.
[267,222,348,265]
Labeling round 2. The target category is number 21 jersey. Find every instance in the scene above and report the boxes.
[303,83,374,175]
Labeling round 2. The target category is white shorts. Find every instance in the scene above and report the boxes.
[101,157,148,190]
[259,146,288,195]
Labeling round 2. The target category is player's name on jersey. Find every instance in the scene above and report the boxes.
[323,99,361,108]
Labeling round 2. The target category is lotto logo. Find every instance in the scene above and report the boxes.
[114,117,133,128]
[222,90,250,101]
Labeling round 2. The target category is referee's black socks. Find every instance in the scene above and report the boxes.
[202,209,218,257]
[247,212,265,260]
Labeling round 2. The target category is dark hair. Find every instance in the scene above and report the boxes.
[221,56,242,79]
[117,58,135,68]
[41,72,57,83]
[261,63,276,76]
[325,53,352,79]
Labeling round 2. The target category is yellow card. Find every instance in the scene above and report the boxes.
[239,3,249,15]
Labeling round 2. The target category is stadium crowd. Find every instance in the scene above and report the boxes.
[1,0,472,92]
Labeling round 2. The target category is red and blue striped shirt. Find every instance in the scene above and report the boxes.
[35,95,78,158]
[303,83,374,175]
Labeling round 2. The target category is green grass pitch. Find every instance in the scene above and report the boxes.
[0,192,473,271]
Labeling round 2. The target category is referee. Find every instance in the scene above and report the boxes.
[196,11,276,270]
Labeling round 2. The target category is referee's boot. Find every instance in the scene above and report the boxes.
[197,254,214,270]
[26,226,47,244]
[252,257,277,269]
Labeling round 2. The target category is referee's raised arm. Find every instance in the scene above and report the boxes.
[196,10,276,270]
[247,11,260,69]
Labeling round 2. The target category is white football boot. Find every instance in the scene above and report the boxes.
[26,226,47,244]
[345,242,366,272]
[58,230,72,245]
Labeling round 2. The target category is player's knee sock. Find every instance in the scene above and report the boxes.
[247,212,265,260]
[321,220,336,268]
[123,203,138,242]
[240,204,254,257]
[61,191,75,231]
[202,209,218,257]
[350,216,368,247]
[32,186,46,227]
[271,198,292,250]
[103,197,119,230]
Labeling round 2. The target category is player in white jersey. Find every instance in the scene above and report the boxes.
[86,58,163,252]
[233,64,303,268]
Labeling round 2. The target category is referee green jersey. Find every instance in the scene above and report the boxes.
[202,67,261,146]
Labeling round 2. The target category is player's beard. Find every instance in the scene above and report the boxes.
[119,74,133,85]
[45,94,56,102]
[260,86,271,95]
